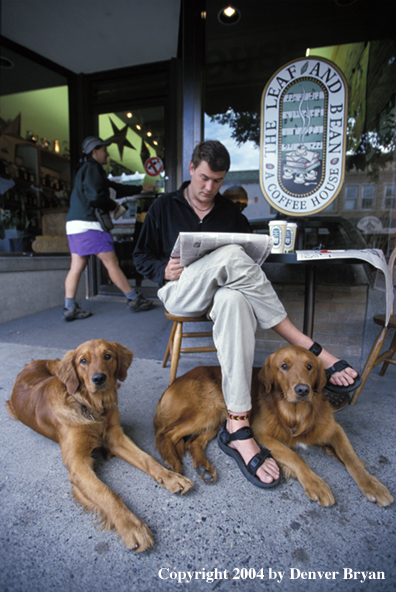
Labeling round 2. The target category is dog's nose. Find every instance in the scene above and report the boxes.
[294,384,310,398]
[92,373,107,386]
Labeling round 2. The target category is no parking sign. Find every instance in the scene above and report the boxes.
[144,156,164,177]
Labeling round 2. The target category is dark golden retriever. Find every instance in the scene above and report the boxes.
[7,339,193,551]
[154,345,393,507]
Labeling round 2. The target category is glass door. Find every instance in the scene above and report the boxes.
[93,105,166,297]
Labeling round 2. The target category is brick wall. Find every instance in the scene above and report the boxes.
[255,283,368,362]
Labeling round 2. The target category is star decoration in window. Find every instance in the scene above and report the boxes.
[105,117,135,160]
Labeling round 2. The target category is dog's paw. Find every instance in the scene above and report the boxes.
[121,518,154,552]
[359,475,394,507]
[164,459,183,475]
[159,470,194,495]
[196,463,217,484]
[193,461,217,484]
[303,475,335,507]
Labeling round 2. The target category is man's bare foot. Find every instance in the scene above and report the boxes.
[318,351,358,387]
[269,317,359,390]
[226,416,280,484]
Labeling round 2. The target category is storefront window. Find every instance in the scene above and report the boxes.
[0,45,70,255]
[205,17,396,255]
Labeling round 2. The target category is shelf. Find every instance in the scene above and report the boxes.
[0,141,71,253]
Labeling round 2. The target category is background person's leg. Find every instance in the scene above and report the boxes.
[97,251,153,312]
[64,254,92,321]
[65,253,89,299]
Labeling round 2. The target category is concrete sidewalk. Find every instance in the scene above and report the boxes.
[0,299,395,592]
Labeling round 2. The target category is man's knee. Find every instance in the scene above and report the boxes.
[212,287,251,313]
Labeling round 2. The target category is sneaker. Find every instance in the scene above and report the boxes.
[126,292,154,312]
[63,303,93,322]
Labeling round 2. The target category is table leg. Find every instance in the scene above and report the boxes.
[303,264,316,337]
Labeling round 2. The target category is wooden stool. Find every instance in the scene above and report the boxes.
[162,311,216,385]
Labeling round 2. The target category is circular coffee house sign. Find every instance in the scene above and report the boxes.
[260,57,348,215]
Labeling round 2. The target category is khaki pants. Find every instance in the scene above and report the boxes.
[158,244,287,412]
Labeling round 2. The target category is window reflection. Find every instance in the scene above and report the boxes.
[205,39,396,255]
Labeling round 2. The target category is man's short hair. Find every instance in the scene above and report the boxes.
[191,140,231,172]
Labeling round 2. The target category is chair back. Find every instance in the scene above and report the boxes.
[387,246,396,316]
[388,246,396,286]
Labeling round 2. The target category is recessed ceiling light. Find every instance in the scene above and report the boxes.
[0,57,14,69]
[126,112,133,118]
[218,6,241,25]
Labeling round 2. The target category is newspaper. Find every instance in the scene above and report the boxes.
[171,232,274,267]
[296,249,393,325]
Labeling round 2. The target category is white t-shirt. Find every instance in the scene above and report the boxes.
[66,220,104,235]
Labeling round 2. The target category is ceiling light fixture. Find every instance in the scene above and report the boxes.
[126,112,133,118]
[136,124,141,131]
[218,6,241,25]
[0,57,14,68]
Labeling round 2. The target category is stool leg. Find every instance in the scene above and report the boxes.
[350,326,388,405]
[162,322,177,368]
[379,331,396,376]
[169,322,183,386]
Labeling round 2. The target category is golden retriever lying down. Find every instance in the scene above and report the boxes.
[154,346,393,507]
[6,339,193,551]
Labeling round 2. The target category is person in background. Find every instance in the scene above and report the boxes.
[133,140,362,490]
[223,185,248,212]
[64,136,154,321]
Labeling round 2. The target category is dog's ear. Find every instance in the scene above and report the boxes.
[258,354,274,393]
[313,356,327,393]
[46,359,61,376]
[112,343,134,382]
[55,350,80,394]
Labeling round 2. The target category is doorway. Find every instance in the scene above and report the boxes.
[91,105,166,298]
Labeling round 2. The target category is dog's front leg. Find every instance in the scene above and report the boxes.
[60,431,154,551]
[107,426,194,494]
[326,425,393,507]
[262,437,335,506]
[185,430,219,483]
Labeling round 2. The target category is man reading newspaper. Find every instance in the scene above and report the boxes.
[133,140,361,489]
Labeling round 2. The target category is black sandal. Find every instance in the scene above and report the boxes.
[308,342,362,410]
[217,423,280,489]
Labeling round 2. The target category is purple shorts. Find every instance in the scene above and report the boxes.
[67,230,114,256]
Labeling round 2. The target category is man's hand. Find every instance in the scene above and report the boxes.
[164,257,184,281]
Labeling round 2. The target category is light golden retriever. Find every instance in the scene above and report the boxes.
[154,346,393,507]
[7,339,193,551]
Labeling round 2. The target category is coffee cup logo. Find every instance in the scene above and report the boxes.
[284,227,292,249]
[272,227,281,247]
